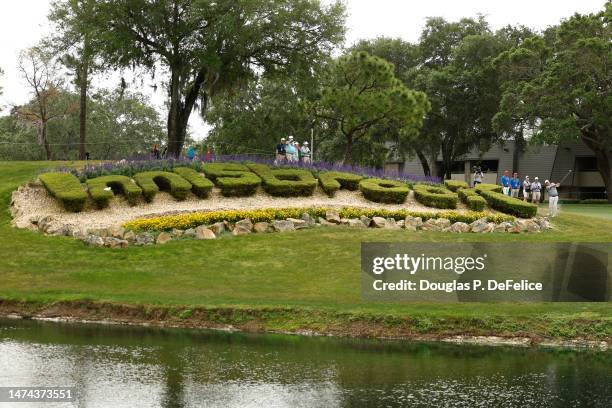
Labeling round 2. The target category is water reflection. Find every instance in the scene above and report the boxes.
[0,319,610,407]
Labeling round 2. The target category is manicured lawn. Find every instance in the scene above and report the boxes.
[1,161,610,339]
[553,204,612,220]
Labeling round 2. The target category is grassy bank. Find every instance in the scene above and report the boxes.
[1,161,611,343]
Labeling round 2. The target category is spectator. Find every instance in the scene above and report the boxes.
[285,138,297,163]
[152,143,160,159]
[275,138,286,164]
[500,170,511,196]
[205,148,213,162]
[531,177,542,204]
[295,142,301,162]
[545,180,560,217]
[472,166,483,187]
[510,172,521,198]
[522,175,531,202]
[187,146,196,161]
[301,142,311,164]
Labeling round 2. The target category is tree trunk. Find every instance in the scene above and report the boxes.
[78,62,88,161]
[41,122,52,160]
[580,130,611,203]
[416,149,431,176]
[343,135,354,165]
[512,131,525,174]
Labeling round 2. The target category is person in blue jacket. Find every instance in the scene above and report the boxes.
[500,170,511,196]
[510,172,521,198]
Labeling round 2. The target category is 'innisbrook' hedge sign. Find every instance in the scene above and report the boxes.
[39,163,538,218]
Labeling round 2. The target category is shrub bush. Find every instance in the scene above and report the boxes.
[247,163,317,197]
[359,178,409,204]
[413,184,458,209]
[458,188,487,211]
[133,171,192,201]
[318,171,364,197]
[86,175,142,208]
[173,167,214,198]
[475,183,502,193]
[475,184,537,218]
[202,163,261,196]
[444,179,468,192]
[579,199,609,204]
[123,206,514,231]
[39,172,88,212]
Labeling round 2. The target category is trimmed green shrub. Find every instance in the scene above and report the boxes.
[475,183,503,193]
[39,172,88,212]
[133,171,192,201]
[247,163,317,197]
[579,199,609,204]
[86,175,142,208]
[202,163,261,197]
[475,184,537,218]
[413,184,458,209]
[318,171,364,197]
[173,167,214,198]
[359,178,409,204]
[444,179,469,192]
[458,188,486,211]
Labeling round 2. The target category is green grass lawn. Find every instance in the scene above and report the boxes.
[552,204,612,220]
[1,161,610,340]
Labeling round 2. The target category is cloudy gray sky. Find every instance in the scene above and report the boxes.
[0,0,606,138]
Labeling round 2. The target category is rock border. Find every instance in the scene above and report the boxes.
[27,209,553,249]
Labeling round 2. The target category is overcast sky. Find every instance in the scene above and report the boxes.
[0,0,606,139]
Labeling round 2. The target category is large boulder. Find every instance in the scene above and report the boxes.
[360,215,372,227]
[421,218,450,232]
[385,218,400,229]
[494,222,514,233]
[470,218,493,233]
[272,220,295,232]
[371,217,387,228]
[124,230,137,242]
[84,234,105,247]
[449,222,470,233]
[209,222,226,235]
[104,237,129,248]
[287,218,308,229]
[109,226,125,239]
[232,226,252,236]
[534,217,552,230]
[135,232,155,246]
[317,217,335,226]
[253,222,271,233]
[171,228,184,238]
[325,210,341,224]
[235,218,253,232]
[88,227,110,238]
[195,226,216,240]
[301,213,316,226]
[183,228,197,237]
[404,216,423,231]
[156,232,172,244]
[347,218,366,228]
[37,216,55,233]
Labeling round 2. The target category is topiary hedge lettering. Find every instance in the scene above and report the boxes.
[173,167,213,198]
[475,184,537,218]
[413,184,458,209]
[86,175,143,208]
[318,171,364,197]
[359,178,409,204]
[444,179,469,192]
[247,163,317,197]
[202,163,262,197]
[39,172,88,212]
[458,188,486,211]
[134,171,192,202]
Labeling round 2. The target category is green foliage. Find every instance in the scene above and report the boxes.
[318,171,364,197]
[39,172,87,212]
[444,179,469,192]
[413,184,458,209]
[359,178,409,204]
[133,171,192,202]
[458,188,487,211]
[202,163,261,197]
[247,163,317,197]
[173,167,213,198]
[475,184,537,218]
[315,51,430,164]
[475,183,503,193]
[86,175,142,208]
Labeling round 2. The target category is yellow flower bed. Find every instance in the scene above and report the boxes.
[123,207,514,232]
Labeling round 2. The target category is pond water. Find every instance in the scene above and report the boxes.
[0,318,610,407]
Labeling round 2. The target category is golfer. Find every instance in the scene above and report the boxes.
[545,180,560,217]
[522,175,531,201]
[531,177,542,203]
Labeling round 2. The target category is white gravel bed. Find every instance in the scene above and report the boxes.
[10,183,472,231]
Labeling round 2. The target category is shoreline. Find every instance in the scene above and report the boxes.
[0,299,608,351]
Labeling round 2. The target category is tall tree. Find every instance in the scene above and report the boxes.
[314,51,430,165]
[49,0,100,160]
[17,47,76,160]
[494,2,611,201]
[85,0,345,157]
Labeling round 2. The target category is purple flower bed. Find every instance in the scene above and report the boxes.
[43,154,441,185]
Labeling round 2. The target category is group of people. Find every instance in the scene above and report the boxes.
[275,135,311,164]
[472,167,561,216]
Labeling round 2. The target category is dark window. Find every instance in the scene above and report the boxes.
[472,160,499,173]
[575,156,598,172]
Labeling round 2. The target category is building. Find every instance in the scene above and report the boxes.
[387,140,607,199]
